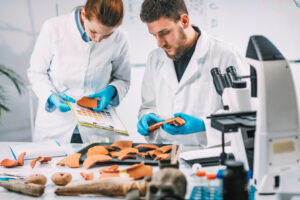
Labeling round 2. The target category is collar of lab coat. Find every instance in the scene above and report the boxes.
[69,10,95,46]
[159,27,210,93]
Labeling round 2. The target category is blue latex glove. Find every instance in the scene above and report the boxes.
[48,93,76,112]
[162,113,206,135]
[88,85,116,112]
[137,113,164,136]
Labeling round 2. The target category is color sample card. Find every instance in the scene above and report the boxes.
[69,102,128,135]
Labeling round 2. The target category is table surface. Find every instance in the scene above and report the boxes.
[0,142,276,200]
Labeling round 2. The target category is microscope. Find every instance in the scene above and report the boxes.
[247,36,300,198]
[210,35,300,199]
[209,65,256,171]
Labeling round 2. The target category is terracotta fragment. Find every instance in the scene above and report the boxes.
[118,154,136,160]
[127,162,153,180]
[148,117,185,132]
[80,172,94,181]
[0,152,26,168]
[147,149,163,157]
[30,157,52,168]
[154,153,170,161]
[103,145,115,151]
[98,165,120,179]
[134,143,159,150]
[39,157,52,163]
[158,145,173,153]
[86,146,109,157]
[83,154,112,169]
[77,96,97,109]
[0,159,19,168]
[109,148,139,158]
[56,153,81,168]
[99,162,153,180]
[137,152,148,158]
[111,141,133,150]
[17,152,26,166]
[99,165,120,173]
[30,157,40,169]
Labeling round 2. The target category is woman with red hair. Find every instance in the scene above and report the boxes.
[28,0,131,144]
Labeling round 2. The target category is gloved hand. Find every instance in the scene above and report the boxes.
[137,113,164,136]
[162,113,206,135]
[48,93,76,112]
[88,85,116,112]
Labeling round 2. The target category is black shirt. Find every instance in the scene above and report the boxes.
[174,26,201,82]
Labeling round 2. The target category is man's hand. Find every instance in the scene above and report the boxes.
[162,113,205,135]
[137,113,164,136]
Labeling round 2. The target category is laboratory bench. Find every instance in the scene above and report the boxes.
[0,142,275,200]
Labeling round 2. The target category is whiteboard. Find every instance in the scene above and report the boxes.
[121,0,300,64]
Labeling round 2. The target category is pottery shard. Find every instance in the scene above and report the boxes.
[83,154,112,169]
[99,162,153,180]
[147,149,163,157]
[158,145,173,153]
[86,146,109,157]
[118,154,136,160]
[80,172,94,181]
[0,152,26,168]
[111,141,133,150]
[0,159,19,168]
[110,148,139,158]
[56,153,81,168]
[77,96,98,108]
[17,152,26,166]
[148,117,185,132]
[99,165,120,173]
[134,144,159,150]
[126,162,153,180]
[154,153,170,161]
[30,157,52,168]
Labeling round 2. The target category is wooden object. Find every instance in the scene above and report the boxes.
[148,117,185,132]
[26,174,47,186]
[0,180,44,197]
[55,178,148,197]
[51,172,72,186]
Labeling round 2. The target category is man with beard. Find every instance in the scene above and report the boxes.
[137,0,249,146]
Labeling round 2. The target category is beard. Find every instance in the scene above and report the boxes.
[164,27,188,61]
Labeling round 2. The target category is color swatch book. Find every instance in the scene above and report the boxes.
[69,102,128,135]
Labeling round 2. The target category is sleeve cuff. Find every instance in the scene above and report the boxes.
[109,86,120,106]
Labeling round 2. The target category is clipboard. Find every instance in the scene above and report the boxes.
[68,102,129,135]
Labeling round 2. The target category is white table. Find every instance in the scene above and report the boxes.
[0,142,205,199]
[0,142,276,200]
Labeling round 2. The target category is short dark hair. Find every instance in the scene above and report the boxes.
[140,0,188,23]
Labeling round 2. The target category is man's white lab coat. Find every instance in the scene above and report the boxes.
[28,11,131,144]
[139,29,249,147]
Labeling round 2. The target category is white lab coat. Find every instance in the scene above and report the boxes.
[138,29,249,147]
[28,11,131,144]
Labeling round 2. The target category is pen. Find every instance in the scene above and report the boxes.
[0,177,16,181]
[50,90,68,103]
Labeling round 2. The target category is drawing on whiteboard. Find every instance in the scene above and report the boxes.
[294,0,300,7]
[209,2,218,10]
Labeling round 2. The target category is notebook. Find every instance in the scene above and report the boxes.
[69,102,128,135]
[9,141,67,160]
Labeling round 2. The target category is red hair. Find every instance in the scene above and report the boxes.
[85,0,124,27]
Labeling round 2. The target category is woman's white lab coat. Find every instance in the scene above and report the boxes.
[138,29,249,147]
[28,11,131,144]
